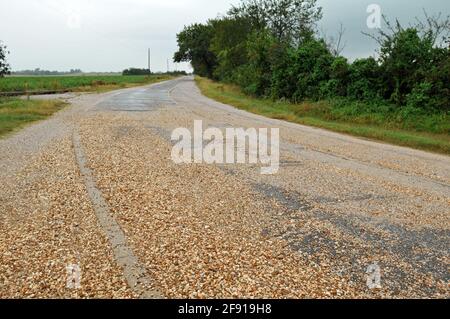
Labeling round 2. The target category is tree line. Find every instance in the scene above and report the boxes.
[122,68,188,76]
[13,68,83,76]
[174,0,449,113]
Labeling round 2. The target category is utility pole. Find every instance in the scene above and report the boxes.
[148,48,151,73]
[167,58,170,73]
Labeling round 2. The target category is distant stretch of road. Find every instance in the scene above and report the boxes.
[0,76,448,298]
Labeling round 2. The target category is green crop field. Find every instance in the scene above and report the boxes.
[0,74,173,94]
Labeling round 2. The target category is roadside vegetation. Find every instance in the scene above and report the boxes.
[175,0,450,153]
[196,77,450,154]
[0,98,67,137]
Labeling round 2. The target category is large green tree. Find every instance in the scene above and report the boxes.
[209,17,253,80]
[174,23,217,78]
[236,29,281,96]
[229,0,322,44]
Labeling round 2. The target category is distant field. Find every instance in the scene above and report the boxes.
[0,75,173,94]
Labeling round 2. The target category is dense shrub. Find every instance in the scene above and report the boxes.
[347,57,381,101]
[271,39,334,101]
[236,30,278,96]
[320,57,350,98]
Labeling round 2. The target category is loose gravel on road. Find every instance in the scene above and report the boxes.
[0,77,448,298]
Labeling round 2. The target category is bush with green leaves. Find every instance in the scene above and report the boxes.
[319,57,350,98]
[270,38,334,101]
[347,57,382,101]
[379,28,435,105]
[236,30,279,96]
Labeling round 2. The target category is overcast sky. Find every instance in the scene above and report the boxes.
[1,0,448,72]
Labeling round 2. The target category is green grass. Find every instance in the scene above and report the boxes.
[196,77,450,155]
[0,98,67,137]
[0,74,174,94]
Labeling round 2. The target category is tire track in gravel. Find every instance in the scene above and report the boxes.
[72,130,164,299]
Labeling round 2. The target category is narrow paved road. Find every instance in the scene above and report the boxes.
[0,77,449,298]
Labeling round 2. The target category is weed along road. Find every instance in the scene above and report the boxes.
[0,76,449,298]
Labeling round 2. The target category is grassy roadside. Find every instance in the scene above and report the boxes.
[0,98,68,137]
[0,74,175,95]
[195,77,450,155]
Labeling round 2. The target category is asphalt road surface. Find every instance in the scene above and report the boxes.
[0,76,448,298]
